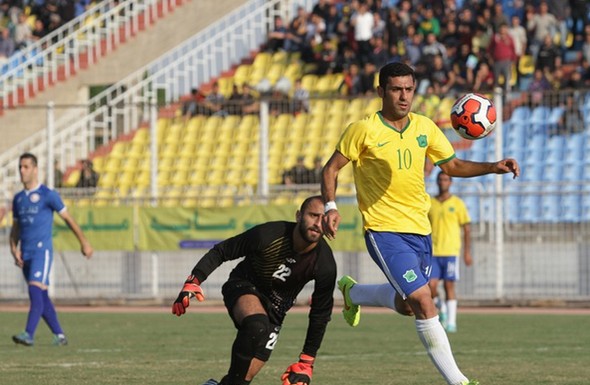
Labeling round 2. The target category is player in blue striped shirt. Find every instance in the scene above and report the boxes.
[10,153,93,346]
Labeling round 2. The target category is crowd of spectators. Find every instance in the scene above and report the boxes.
[0,0,99,64]
[257,0,590,105]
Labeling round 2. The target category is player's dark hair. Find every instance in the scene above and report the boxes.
[20,153,38,166]
[378,62,416,88]
[300,195,323,213]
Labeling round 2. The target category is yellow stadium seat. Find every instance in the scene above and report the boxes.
[98,172,117,188]
[233,64,252,86]
[283,62,303,84]
[159,142,178,158]
[252,52,272,71]
[109,141,128,159]
[160,187,184,207]
[170,170,189,187]
[158,157,174,172]
[271,50,289,65]
[364,97,382,116]
[120,158,138,173]
[91,156,105,173]
[188,170,207,186]
[103,157,121,173]
[217,77,234,99]
[64,170,81,187]
[266,62,287,85]
[519,55,535,76]
[301,74,318,93]
[135,169,151,187]
[117,171,135,189]
[327,99,347,117]
[202,115,223,133]
[132,128,149,145]
[157,171,170,187]
[309,99,329,117]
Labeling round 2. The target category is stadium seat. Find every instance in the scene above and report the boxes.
[64,169,81,187]
[528,106,551,134]
[301,74,318,93]
[463,196,480,223]
[561,195,582,222]
[233,64,252,86]
[518,55,535,76]
[540,195,560,222]
[364,97,382,116]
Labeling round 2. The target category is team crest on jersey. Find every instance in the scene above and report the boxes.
[416,135,427,148]
[403,269,417,283]
[285,258,296,264]
[30,193,40,203]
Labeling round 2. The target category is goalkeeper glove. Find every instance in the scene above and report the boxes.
[172,275,205,316]
[281,353,314,385]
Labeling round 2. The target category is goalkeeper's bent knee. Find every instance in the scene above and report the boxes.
[239,314,271,351]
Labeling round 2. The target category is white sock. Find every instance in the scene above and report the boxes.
[440,298,448,315]
[447,299,457,326]
[415,317,468,385]
[349,283,396,310]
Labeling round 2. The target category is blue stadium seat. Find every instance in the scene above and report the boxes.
[519,196,541,222]
[562,162,583,182]
[561,195,582,222]
[545,134,565,161]
[521,163,543,181]
[542,162,563,182]
[546,106,565,133]
[563,133,585,164]
[505,194,521,222]
[504,121,527,152]
[581,195,590,222]
[528,106,551,134]
[540,195,560,222]
[463,196,479,223]
[507,106,531,125]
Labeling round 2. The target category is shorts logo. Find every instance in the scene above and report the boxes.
[34,271,42,278]
[403,269,417,283]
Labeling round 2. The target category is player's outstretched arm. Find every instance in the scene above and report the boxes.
[172,275,205,316]
[281,353,314,385]
[440,157,520,179]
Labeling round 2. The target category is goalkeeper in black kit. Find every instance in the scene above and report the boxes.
[172,195,337,385]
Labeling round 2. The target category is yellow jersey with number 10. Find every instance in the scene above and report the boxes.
[336,112,456,235]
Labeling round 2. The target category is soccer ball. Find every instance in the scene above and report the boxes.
[450,93,497,140]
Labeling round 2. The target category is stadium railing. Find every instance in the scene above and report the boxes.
[0,0,180,110]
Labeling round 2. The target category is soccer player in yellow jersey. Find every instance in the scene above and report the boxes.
[429,171,473,334]
[321,62,520,385]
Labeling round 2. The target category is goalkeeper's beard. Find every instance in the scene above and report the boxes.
[298,223,323,244]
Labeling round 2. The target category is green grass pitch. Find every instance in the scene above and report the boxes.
[1,308,589,384]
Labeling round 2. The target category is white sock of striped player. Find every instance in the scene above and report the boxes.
[415,317,468,385]
[349,283,396,310]
[447,299,457,327]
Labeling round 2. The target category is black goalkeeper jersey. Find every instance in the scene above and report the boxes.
[191,221,337,356]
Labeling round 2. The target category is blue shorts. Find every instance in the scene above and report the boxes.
[365,231,432,299]
[430,256,459,281]
[22,249,53,286]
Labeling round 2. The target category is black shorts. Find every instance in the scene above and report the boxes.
[222,278,282,325]
[222,278,282,361]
